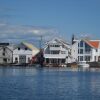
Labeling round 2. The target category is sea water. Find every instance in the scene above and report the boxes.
[0,67,100,100]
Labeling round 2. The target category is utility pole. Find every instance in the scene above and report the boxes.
[39,35,43,49]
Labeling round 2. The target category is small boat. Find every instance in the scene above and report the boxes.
[78,61,89,68]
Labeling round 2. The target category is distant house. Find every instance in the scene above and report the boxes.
[43,38,71,67]
[0,43,13,64]
[71,38,100,62]
[13,42,40,64]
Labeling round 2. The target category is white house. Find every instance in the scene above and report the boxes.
[71,38,100,63]
[43,38,71,66]
[13,42,40,64]
[0,43,13,64]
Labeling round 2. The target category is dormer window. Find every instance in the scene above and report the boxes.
[18,47,20,50]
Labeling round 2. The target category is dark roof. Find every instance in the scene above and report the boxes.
[0,43,9,46]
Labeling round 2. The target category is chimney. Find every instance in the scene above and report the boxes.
[72,34,75,45]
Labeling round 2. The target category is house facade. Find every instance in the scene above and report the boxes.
[0,43,13,64]
[71,39,100,63]
[43,38,71,66]
[13,42,40,64]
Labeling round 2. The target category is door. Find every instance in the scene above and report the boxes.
[19,55,26,64]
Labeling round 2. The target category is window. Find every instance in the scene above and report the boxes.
[85,56,90,61]
[46,58,49,63]
[78,49,83,54]
[80,49,83,54]
[15,57,18,61]
[80,56,83,61]
[78,56,79,61]
[96,49,98,52]
[95,56,96,61]
[80,41,83,47]
[15,57,18,63]
[3,48,5,51]
[78,43,80,47]
[55,45,60,47]
[18,48,20,50]
[78,49,79,54]
[61,51,66,54]
[61,59,65,63]
[2,53,5,56]
[28,57,30,63]
[3,58,7,62]
[25,47,27,50]
[51,50,59,54]
[85,43,91,52]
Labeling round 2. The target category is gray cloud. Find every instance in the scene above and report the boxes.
[0,22,57,43]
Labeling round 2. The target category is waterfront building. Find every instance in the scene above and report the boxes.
[71,38,100,63]
[13,42,40,64]
[0,43,13,64]
[43,38,71,67]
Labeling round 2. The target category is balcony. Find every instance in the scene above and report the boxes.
[44,54,67,59]
[84,52,91,55]
[49,47,61,50]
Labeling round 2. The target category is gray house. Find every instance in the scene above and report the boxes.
[0,43,13,64]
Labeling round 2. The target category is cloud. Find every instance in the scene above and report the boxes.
[0,22,57,43]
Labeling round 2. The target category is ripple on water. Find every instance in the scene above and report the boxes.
[0,67,100,100]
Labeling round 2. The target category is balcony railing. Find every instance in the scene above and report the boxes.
[44,54,67,58]
[49,47,61,50]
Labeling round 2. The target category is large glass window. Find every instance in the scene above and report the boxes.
[80,41,83,47]
[78,56,83,61]
[51,50,59,54]
[78,49,83,54]
[85,43,91,53]
[85,56,90,61]
[55,45,60,47]
[61,59,65,63]
[80,49,83,54]
[80,56,83,61]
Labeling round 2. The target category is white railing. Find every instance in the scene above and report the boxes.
[44,54,67,58]
[49,47,61,50]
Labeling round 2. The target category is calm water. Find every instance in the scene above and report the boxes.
[0,67,100,100]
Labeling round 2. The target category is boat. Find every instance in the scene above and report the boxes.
[78,61,89,68]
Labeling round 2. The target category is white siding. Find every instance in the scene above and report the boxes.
[44,38,71,64]
[71,42,78,62]
[13,49,32,63]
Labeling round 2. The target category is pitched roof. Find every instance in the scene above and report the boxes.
[87,41,99,48]
[83,39,100,48]
[22,42,39,51]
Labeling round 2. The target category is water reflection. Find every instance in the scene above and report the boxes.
[0,67,100,100]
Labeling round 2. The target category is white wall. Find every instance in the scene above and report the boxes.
[13,49,32,63]
[0,46,13,64]
[91,48,100,62]
[71,42,78,62]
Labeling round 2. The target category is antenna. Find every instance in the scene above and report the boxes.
[39,35,43,49]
